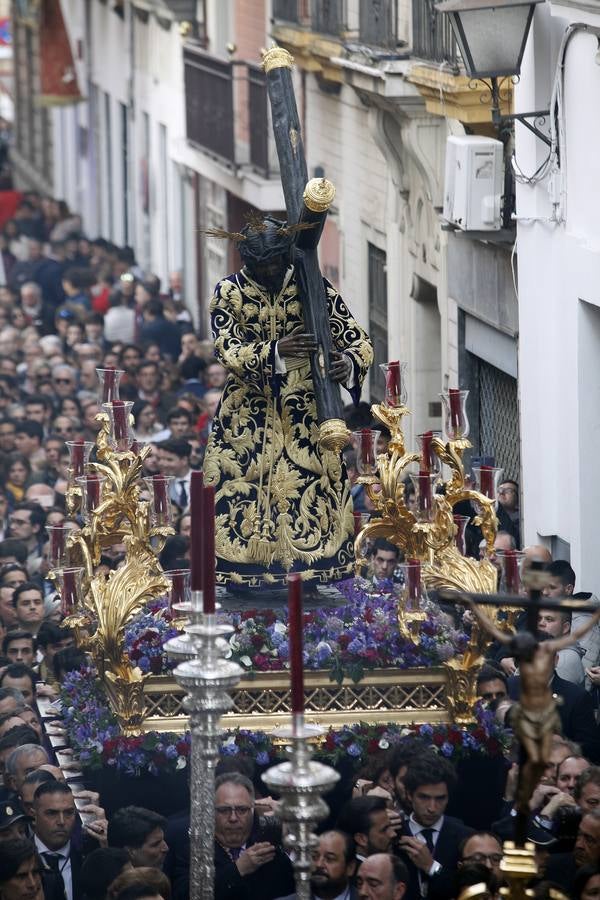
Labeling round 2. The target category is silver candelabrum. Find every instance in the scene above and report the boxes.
[262,716,341,900]
[165,591,242,900]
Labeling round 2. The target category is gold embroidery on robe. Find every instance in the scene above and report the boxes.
[203,267,373,586]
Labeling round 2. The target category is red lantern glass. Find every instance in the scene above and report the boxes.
[473,465,504,500]
[102,401,134,452]
[453,515,471,556]
[164,569,191,612]
[145,475,174,527]
[440,390,470,440]
[96,367,125,403]
[76,474,106,523]
[352,429,380,476]
[379,361,408,408]
[66,440,94,479]
[497,549,525,594]
[417,431,442,474]
[55,567,84,617]
[409,472,438,523]
[399,559,424,612]
[46,524,68,569]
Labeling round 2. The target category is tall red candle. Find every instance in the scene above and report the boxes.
[353,511,364,536]
[202,484,216,614]
[86,474,101,511]
[61,570,77,616]
[448,389,463,432]
[385,361,401,406]
[102,366,116,403]
[112,400,128,441]
[504,550,519,593]
[480,465,495,498]
[71,438,85,477]
[152,475,169,519]
[288,573,304,715]
[190,471,204,592]
[361,429,375,466]
[407,558,421,603]
[421,431,433,473]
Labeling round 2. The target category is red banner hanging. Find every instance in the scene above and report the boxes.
[39,0,83,106]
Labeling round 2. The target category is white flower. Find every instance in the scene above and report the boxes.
[223,647,232,659]
[378,739,390,750]
[260,644,269,654]
[223,735,237,748]
[240,655,252,668]
[229,637,240,651]
[176,757,187,770]
[273,622,287,634]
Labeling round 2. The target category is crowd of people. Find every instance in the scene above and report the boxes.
[0,188,598,900]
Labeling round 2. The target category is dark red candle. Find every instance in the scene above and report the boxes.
[202,485,216,614]
[407,558,421,603]
[50,526,64,562]
[385,361,401,406]
[152,475,169,519]
[361,429,375,466]
[131,440,139,455]
[112,400,128,441]
[102,366,116,403]
[353,511,363,537]
[421,431,433,473]
[86,474,101,511]
[169,571,187,609]
[480,465,495,498]
[190,471,204,592]
[504,550,519,593]
[71,438,85,477]
[448,389,463,432]
[417,471,432,516]
[288,573,304,715]
[61,570,77,616]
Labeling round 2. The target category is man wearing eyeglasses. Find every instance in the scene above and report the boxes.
[50,365,77,400]
[165,772,294,900]
[8,504,46,577]
[458,833,503,878]
[496,480,521,548]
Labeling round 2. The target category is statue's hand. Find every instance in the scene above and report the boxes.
[329,351,352,383]
[278,332,317,358]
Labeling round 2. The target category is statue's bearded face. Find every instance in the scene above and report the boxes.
[246,253,289,294]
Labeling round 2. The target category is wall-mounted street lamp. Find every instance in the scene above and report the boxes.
[436,0,551,148]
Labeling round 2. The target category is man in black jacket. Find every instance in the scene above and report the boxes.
[165,773,294,900]
[395,755,473,900]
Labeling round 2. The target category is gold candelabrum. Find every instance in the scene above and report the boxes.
[52,383,173,736]
[354,376,513,723]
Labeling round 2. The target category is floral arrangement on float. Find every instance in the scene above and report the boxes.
[122,579,468,683]
[60,668,509,779]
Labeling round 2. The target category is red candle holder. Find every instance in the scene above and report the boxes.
[351,429,380,476]
[417,431,442,474]
[440,390,470,441]
[55,567,84,617]
[76,474,106,523]
[379,361,408,408]
[102,401,134,452]
[145,475,174,527]
[473,465,504,500]
[497,549,525,594]
[46,524,68,570]
[164,569,191,611]
[66,440,94,479]
[453,515,471,556]
[409,472,438,523]
[400,559,423,611]
[96,367,125,403]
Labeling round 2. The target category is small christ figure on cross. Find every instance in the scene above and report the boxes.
[468,600,600,820]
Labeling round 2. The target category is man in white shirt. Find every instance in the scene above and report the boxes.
[33,781,79,900]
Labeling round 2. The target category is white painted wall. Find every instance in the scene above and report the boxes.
[516,5,600,591]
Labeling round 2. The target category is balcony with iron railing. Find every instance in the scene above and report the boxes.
[184,47,275,177]
[411,0,458,67]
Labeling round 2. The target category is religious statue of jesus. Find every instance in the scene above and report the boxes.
[202,216,373,589]
[469,601,600,814]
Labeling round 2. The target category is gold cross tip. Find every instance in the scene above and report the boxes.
[262,45,294,72]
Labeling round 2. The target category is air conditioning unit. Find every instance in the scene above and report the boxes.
[443,135,504,231]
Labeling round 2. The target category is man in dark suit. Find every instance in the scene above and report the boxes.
[395,755,473,900]
[166,772,294,900]
[508,667,600,762]
[32,780,84,900]
[545,810,600,893]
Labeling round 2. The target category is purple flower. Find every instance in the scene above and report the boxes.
[255,751,270,766]
[347,743,361,757]
[441,742,454,758]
